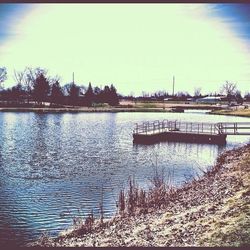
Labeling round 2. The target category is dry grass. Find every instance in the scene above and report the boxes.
[210,108,250,117]
[117,160,177,217]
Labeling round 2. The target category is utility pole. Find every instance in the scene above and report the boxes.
[172,75,175,97]
[73,72,75,84]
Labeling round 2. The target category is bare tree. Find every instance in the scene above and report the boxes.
[194,87,202,97]
[177,91,190,97]
[0,67,7,89]
[141,91,149,98]
[221,81,237,96]
[12,67,47,92]
[12,67,48,103]
[25,67,48,91]
[49,75,61,86]
[13,70,25,86]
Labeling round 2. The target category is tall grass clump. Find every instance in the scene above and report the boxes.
[70,209,95,237]
[118,158,176,216]
[66,185,106,238]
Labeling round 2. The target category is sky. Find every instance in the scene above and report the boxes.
[0,3,250,96]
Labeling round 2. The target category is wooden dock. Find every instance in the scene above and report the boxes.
[133,120,250,145]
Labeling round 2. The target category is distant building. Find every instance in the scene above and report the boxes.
[195,96,224,104]
[163,97,174,101]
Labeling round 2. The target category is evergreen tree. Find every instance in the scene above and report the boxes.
[69,83,80,105]
[109,84,119,106]
[51,80,64,104]
[32,73,50,104]
[85,82,94,107]
[102,85,110,104]
[93,86,101,103]
[11,83,24,102]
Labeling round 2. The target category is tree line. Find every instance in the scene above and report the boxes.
[0,67,119,107]
[1,66,249,106]
[126,81,248,104]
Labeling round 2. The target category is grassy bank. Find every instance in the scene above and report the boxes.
[210,108,250,118]
[32,144,250,247]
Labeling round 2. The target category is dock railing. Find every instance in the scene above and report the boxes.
[215,122,250,135]
[133,120,250,136]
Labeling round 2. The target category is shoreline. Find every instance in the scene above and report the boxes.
[32,144,250,247]
[0,107,209,114]
[0,103,223,113]
[209,109,250,118]
[1,106,249,117]
[0,107,171,113]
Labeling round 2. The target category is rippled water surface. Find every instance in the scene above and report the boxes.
[0,111,249,246]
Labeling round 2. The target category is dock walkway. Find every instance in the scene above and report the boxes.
[133,120,250,145]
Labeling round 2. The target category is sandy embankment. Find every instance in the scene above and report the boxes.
[33,144,250,247]
[209,108,250,118]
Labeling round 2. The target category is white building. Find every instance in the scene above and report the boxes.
[195,96,223,104]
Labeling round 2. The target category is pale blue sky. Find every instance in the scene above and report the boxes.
[0,3,250,96]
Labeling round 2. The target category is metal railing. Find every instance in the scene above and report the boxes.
[133,120,250,136]
[216,122,250,135]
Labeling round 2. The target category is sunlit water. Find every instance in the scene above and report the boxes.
[0,111,249,246]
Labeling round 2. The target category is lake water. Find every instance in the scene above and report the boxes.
[0,111,249,246]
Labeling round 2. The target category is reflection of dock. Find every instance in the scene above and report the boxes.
[133,120,250,145]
